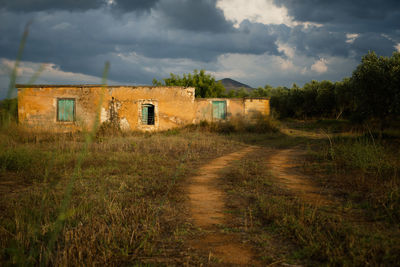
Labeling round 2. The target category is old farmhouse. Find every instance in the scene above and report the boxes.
[17,85,269,132]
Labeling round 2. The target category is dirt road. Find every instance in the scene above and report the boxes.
[186,146,260,265]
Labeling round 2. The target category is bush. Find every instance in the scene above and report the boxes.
[97,121,122,137]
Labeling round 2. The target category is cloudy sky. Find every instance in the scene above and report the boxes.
[1,0,399,98]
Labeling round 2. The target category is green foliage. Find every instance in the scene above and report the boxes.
[267,51,400,130]
[226,87,250,98]
[334,78,353,119]
[152,69,225,98]
[268,81,341,119]
[351,51,400,127]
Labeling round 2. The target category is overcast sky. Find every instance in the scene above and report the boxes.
[1,0,399,98]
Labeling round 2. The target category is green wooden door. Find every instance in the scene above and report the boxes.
[58,99,75,121]
[212,101,226,120]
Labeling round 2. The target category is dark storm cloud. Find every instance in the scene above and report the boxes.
[278,24,397,61]
[351,33,397,57]
[131,20,281,61]
[156,0,232,32]
[274,0,400,32]
[2,0,399,91]
[0,6,280,84]
[0,0,105,12]
[282,26,350,58]
[115,0,160,12]
[269,0,400,60]
[272,0,400,59]
[0,0,160,12]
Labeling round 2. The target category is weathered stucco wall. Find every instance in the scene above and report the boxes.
[244,98,270,119]
[194,98,269,122]
[17,85,270,132]
[103,86,195,131]
[18,85,195,132]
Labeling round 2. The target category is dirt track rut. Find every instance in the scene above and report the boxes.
[186,146,259,265]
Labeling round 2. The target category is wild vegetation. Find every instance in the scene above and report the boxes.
[0,125,248,265]
[221,131,400,265]
[1,27,399,264]
[255,52,400,129]
[152,69,225,98]
[0,116,399,265]
[154,51,400,132]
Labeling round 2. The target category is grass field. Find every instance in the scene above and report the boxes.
[0,120,399,265]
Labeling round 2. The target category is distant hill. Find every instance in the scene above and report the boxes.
[217,78,253,92]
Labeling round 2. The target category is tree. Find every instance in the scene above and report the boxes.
[351,51,400,128]
[152,69,225,98]
[334,78,353,119]
[234,88,250,98]
[251,84,274,98]
[316,80,335,117]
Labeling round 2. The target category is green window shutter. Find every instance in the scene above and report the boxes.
[58,99,65,121]
[212,101,226,120]
[58,99,75,121]
[142,105,148,124]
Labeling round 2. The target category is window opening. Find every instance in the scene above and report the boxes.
[142,104,155,125]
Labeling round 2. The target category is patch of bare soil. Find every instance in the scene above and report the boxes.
[266,148,333,206]
[186,146,260,265]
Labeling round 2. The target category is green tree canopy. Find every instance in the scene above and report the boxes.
[351,51,400,127]
[152,69,225,98]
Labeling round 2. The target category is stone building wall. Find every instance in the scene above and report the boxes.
[18,85,195,132]
[194,98,269,123]
[17,85,269,132]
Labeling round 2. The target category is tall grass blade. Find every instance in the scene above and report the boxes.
[45,62,110,264]
[7,21,31,99]
[27,63,46,85]
[1,22,31,126]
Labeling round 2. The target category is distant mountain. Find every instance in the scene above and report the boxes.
[218,78,253,92]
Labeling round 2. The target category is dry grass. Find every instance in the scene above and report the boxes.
[220,146,400,266]
[1,120,400,266]
[216,120,400,266]
[0,126,244,265]
[306,135,400,222]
